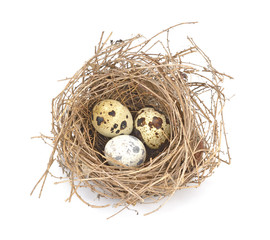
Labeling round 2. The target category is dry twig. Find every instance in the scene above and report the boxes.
[31,23,231,216]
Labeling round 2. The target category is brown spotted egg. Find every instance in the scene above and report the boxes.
[91,99,133,137]
[134,107,170,149]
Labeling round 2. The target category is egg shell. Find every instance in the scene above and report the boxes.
[134,107,170,149]
[104,135,146,167]
[91,99,133,137]
[194,140,205,163]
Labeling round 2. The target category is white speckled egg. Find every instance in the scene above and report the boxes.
[104,135,146,167]
[91,99,133,137]
[134,107,170,149]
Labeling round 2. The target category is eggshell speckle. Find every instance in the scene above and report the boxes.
[134,107,170,149]
[104,135,146,167]
[91,99,133,137]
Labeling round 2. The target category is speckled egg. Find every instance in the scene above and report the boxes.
[134,107,170,149]
[91,99,133,137]
[104,135,146,167]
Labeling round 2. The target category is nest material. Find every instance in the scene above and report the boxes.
[32,23,231,216]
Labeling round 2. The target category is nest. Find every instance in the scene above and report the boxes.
[32,23,231,216]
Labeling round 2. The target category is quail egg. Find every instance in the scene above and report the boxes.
[91,99,133,137]
[104,135,146,167]
[134,107,170,149]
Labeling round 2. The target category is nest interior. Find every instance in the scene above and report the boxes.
[32,23,231,214]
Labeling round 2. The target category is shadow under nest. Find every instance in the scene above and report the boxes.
[32,24,231,216]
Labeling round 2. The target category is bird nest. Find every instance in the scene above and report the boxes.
[32,23,231,217]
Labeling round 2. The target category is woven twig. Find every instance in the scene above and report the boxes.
[31,23,231,216]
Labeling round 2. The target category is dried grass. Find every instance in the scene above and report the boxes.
[31,23,232,217]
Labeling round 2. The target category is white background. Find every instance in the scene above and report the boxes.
[1,0,269,239]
